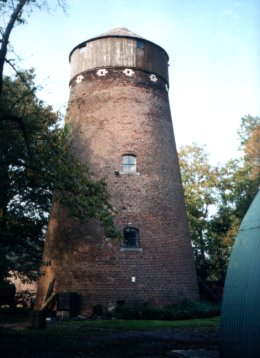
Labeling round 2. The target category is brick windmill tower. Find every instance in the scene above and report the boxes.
[36,27,199,315]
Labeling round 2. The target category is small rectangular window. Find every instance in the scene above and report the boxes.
[122,155,136,173]
[136,40,144,49]
[123,227,139,248]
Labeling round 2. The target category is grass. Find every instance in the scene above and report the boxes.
[0,316,220,357]
[55,316,220,331]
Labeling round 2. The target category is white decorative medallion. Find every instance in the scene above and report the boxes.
[97,69,108,76]
[150,74,158,82]
[76,75,84,84]
[123,68,135,76]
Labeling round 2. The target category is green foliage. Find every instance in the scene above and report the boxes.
[114,300,220,321]
[0,70,117,284]
[162,300,220,320]
[0,306,29,313]
[0,279,16,307]
[179,144,219,279]
[238,114,260,146]
[114,303,161,320]
[0,0,116,287]
[179,116,260,283]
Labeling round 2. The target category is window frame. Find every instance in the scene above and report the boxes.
[121,154,137,174]
[136,40,144,49]
[122,227,140,249]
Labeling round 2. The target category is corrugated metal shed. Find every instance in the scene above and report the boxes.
[220,188,260,358]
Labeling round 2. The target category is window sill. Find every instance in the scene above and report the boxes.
[119,171,140,176]
[120,248,143,252]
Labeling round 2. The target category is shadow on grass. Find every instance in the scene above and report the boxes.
[0,314,220,357]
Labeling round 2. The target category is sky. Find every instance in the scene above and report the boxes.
[5,0,260,165]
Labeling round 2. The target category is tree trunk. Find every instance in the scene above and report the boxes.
[0,0,28,97]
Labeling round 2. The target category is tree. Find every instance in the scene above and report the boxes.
[208,159,245,282]
[178,143,218,279]
[0,70,117,284]
[179,116,260,283]
[245,125,260,179]
[0,0,67,96]
[218,115,260,224]
[239,114,260,181]
[237,114,260,146]
[0,1,117,286]
[211,115,260,280]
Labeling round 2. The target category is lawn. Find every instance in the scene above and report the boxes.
[0,314,220,357]
[56,316,220,330]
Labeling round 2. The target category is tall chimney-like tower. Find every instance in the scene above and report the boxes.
[36,27,199,314]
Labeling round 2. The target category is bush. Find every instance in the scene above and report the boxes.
[0,305,30,314]
[161,299,220,320]
[114,299,220,320]
[114,303,144,319]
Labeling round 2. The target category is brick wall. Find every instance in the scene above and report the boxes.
[36,68,199,314]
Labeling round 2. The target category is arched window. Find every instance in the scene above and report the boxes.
[123,227,139,248]
[122,154,136,173]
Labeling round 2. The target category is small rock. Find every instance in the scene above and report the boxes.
[167,349,219,358]
[75,314,87,320]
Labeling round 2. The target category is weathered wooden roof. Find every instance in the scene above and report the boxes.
[69,27,168,62]
[97,26,144,39]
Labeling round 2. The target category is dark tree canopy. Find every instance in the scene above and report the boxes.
[0,1,117,286]
[0,70,117,284]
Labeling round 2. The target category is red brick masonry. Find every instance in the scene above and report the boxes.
[36,68,199,315]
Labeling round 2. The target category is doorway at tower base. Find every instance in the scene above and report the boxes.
[32,290,80,324]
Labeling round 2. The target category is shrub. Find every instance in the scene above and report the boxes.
[161,299,220,320]
[0,305,30,313]
[114,303,144,319]
[114,299,220,320]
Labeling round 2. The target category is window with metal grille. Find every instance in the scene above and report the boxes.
[122,155,136,173]
[123,227,139,248]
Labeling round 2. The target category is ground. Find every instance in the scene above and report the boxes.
[0,312,219,357]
